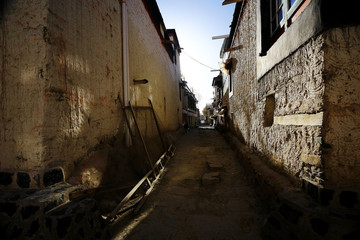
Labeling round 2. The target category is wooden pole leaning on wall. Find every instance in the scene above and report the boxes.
[148,99,167,152]
[128,101,154,169]
[119,96,134,138]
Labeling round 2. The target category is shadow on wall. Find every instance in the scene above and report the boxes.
[67,105,168,180]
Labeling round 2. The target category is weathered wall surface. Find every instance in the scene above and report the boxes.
[227,0,257,144]
[0,0,124,176]
[228,0,325,184]
[322,26,360,188]
[229,1,360,189]
[1,0,183,185]
[0,1,50,170]
[44,0,123,175]
[257,35,325,184]
[128,0,182,135]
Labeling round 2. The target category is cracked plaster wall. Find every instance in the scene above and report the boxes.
[0,0,182,181]
[128,0,182,134]
[1,0,124,175]
[0,0,50,171]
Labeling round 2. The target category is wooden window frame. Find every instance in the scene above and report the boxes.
[260,0,305,55]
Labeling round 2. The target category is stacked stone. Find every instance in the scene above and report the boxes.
[0,168,64,189]
[0,182,107,239]
[226,132,360,239]
[261,191,360,239]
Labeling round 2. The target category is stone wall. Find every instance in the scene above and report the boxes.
[257,35,325,185]
[322,26,360,188]
[227,0,258,145]
[0,182,107,239]
[227,0,360,189]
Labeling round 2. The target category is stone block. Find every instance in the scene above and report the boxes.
[310,218,329,236]
[201,172,220,186]
[339,191,358,208]
[207,161,224,170]
[17,172,31,188]
[0,172,14,187]
[43,168,64,187]
[300,154,322,167]
[279,203,303,224]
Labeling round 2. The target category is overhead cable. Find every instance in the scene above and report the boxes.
[181,51,217,70]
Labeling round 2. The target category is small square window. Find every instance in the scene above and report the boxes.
[264,94,275,127]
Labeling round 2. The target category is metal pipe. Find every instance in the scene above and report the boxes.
[121,0,131,146]
[121,0,129,106]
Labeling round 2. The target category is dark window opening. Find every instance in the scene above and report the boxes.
[260,0,305,56]
[264,94,275,127]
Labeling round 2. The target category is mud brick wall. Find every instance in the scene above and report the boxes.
[0,0,123,177]
[0,1,50,171]
[128,0,182,133]
[0,0,183,182]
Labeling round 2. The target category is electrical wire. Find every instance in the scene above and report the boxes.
[181,51,217,70]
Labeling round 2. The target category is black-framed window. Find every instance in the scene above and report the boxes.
[260,0,305,56]
[270,0,284,35]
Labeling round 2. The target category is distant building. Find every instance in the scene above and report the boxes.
[179,79,199,127]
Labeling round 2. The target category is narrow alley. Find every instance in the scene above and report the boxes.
[110,127,265,239]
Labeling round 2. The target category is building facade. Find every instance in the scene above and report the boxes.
[221,0,360,198]
[0,0,182,188]
[218,0,360,237]
[180,79,199,128]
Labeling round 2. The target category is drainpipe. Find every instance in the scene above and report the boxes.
[121,0,130,106]
[121,0,131,146]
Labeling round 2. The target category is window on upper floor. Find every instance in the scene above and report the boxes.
[260,0,305,56]
[270,0,284,36]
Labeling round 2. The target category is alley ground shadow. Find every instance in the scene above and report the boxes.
[110,127,265,240]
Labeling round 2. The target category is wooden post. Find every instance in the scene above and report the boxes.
[148,99,167,152]
[128,101,154,169]
[119,96,134,138]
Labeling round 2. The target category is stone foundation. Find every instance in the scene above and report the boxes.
[225,132,360,239]
[0,182,107,239]
[0,168,64,189]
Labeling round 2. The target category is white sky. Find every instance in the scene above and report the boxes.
[156,0,235,111]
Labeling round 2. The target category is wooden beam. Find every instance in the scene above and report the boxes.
[148,99,167,152]
[128,101,154,169]
[224,45,243,52]
[212,34,229,40]
[222,0,243,5]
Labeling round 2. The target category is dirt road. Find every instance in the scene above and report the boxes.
[111,127,265,239]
